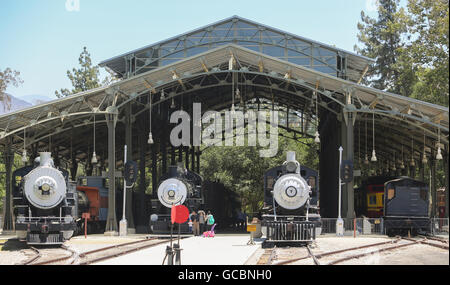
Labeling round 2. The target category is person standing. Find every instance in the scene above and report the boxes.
[198,210,206,234]
[191,211,200,236]
[206,211,215,231]
[188,218,193,233]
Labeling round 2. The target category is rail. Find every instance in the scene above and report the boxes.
[30,237,187,265]
[270,236,448,265]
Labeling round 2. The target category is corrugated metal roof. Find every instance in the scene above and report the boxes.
[1,44,447,153]
[99,15,374,82]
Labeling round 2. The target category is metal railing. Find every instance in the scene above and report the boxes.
[431,218,449,236]
[321,217,449,237]
[320,218,384,235]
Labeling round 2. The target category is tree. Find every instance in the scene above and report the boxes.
[199,128,318,214]
[0,68,23,112]
[55,47,102,98]
[355,0,449,107]
[355,0,415,96]
[408,0,449,106]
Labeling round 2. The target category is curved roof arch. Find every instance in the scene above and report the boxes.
[1,44,448,169]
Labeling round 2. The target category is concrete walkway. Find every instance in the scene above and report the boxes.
[95,234,261,265]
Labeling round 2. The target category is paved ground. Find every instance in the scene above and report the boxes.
[95,234,261,265]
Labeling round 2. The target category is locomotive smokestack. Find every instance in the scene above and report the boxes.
[39,152,54,167]
[286,151,296,162]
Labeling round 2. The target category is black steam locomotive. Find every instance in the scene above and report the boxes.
[12,153,78,245]
[262,151,321,247]
[149,164,203,233]
[383,177,430,236]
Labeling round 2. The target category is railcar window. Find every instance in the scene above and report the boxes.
[307,176,316,188]
[387,188,395,200]
[267,177,274,189]
[369,195,377,205]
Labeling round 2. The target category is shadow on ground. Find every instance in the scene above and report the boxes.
[1,239,28,251]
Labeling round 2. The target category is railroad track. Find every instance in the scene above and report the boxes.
[326,238,421,265]
[267,236,449,266]
[19,246,42,265]
[259,247,278,265]
[404,236,449,250]
[30,237,181,265]
[271,238,401,265]
[418,235,449,244]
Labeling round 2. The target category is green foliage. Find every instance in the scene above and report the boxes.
[407,0,449,106]
[199,129,318,214]
[55,47,102,98]
[355,0,413,95]
[0,67,23,112]
[0,153,26,213]
[355,0,449,107]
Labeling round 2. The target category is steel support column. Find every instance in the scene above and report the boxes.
[70,158,78,182]
[191,147,195,172]
[196,148,201,173]
[2,137,14,232]
[319,109,339,218]
[340,116,348,217]
[171,145,176,166]
[419,159,425,182]
[105,112,118,234]
[429,148,437,218]
[152,144,157,198]
[409,165,416,179]
[125,103,135,233]
[444,146,449,218]
[161,104,168,175]
[185,147,189,170]
[178,146,183,163]
[136,123,148,233]
[344,109,355,219]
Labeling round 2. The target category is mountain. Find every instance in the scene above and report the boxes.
[18,94,55,106]
[0,93,32,115]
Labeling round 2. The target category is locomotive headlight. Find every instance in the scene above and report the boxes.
[286,161,297,173]
[42,183,51,192]
[285,186,298,198]
[167,189,176,200]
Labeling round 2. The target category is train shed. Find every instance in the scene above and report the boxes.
[1,16,448,235]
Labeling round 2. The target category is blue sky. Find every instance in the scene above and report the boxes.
[1,0,383,100]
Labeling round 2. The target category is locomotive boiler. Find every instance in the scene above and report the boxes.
[262,151,321,247]
[149,163,203,233]
[13,152,78,245]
